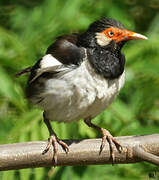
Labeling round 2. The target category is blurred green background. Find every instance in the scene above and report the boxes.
[0,0,159,179]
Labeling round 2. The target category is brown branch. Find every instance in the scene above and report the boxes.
[133,146,159,166]
[0,134,159,171]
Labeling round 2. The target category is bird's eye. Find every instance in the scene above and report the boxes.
[108,31,114,37]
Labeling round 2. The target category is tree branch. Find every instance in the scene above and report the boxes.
[0,134,159,171]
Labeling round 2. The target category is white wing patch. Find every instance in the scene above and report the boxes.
[29,54,63,83]
[40,54,62,68]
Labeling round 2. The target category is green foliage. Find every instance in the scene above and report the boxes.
[0,0,159,179]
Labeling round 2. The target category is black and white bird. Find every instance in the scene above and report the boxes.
[16,18,147,163]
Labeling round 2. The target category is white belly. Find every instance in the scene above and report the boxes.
[31,60,125,122]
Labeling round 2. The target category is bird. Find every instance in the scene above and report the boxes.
[16,18,147,163]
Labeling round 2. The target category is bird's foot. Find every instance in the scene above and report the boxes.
[42,134,69,164]
[100,128,122,161]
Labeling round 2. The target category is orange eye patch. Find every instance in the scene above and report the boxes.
[101,27,147,43]
[102,27,123,40]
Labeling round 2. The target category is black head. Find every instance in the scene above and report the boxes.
[78,17,147,50]
[78,18,147,79]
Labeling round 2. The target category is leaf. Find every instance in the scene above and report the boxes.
[2,171,15,180]
[0,66,26,110]
[19,169,32,180]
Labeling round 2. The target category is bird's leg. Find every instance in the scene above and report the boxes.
[42,113,69,164]
[84,118,122,161]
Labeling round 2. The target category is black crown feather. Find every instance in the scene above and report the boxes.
[87,18,125,32]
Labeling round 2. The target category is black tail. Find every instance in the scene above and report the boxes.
[15,67,32,77]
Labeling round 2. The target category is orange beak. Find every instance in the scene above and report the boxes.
[116,29,148,42]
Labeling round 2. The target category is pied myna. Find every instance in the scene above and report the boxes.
[16,18,147,163]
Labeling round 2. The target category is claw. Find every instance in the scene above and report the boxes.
[84,118,123,163]
[57,139,69,153]
[42,135,69,164]
[43,113,69,164]
[100,128,123,162]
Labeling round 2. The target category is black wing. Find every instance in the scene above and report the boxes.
[46,33,85,65]
[16,33,86,77]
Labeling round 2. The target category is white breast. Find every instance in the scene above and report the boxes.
[32,58,125,122]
